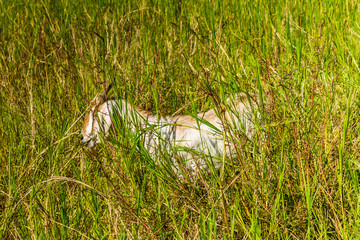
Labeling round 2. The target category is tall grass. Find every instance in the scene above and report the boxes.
[1,0,360,238]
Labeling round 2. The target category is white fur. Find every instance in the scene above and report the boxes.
[81,93,257,173]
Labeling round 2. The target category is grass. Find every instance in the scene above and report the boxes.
[1,0,360,238]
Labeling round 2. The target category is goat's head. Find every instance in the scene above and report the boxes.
[81,83,113,147]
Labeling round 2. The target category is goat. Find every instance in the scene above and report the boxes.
[81,83,257,173]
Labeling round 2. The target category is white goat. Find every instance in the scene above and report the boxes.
[81,83,257,173]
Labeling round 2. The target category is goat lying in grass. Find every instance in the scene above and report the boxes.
[81,83,257,173]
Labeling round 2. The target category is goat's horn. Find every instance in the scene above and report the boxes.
[99,82,113,99]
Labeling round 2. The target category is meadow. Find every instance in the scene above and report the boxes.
[1,0,360,238]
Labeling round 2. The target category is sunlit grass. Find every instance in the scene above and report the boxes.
[1,0,360,238]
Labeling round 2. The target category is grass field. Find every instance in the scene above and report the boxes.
[2,0,360,238]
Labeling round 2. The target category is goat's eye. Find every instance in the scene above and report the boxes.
[102,120,106,125]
